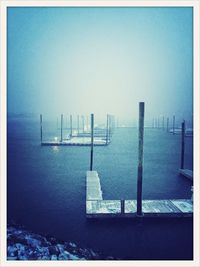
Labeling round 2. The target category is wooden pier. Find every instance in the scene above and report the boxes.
[86,171,193,219]
[40,114,113,146]
[41,137,109,146]
[86,171,193,218]
[85,104,193,219]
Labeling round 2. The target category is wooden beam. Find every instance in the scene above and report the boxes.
[137,102,145,216]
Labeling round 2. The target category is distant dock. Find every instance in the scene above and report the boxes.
[86,171,193,219]
[41,137,109,146]
[40,114,114,146]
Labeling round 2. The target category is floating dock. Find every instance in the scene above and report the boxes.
[169,128,193,136]
[179,169,193,181]
[86,171,193,219]
[42,137,109,146]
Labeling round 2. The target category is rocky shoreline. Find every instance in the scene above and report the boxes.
[7,225,115,260]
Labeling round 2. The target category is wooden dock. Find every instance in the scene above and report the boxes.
[169,128,193,136]
[86,171,193,219]
[42,137,109,146]
[86,171,103,200]
[179,169,193,181]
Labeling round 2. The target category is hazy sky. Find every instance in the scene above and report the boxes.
[7,7,193,121]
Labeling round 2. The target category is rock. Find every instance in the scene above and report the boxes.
[69,242,76,248]
[49,245,59,255]
[51,254,58,260]
[7,225,115,260]
[58,252,69,260]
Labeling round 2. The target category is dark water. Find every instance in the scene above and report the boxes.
[7,118,193,260]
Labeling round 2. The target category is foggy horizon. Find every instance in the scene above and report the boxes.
[7,7,193,122]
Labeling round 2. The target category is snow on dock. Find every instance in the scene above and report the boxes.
[86,171,103,200]
[42,137,109,146]
[179,169,193,181]
[169,128,193,136]
[86,172,193,218]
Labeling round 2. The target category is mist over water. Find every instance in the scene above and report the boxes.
[6,6,193,260]
[7,7,193,122]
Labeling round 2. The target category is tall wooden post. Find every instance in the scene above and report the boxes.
[173,115,175,135]
[106,114,109,144]
[70,115,73,137]
[137,102,145,216]
[77,115,80,134]
[82,115,85,133]
[181,120,185,169]
[86,115,89,131]
[162,116,164,130]
[167,117,169,132]
[40,114,43,144]
[158,117,160,129]
[60,114,63,142]
[90,114,94,171]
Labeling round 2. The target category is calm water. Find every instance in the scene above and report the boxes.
[7,118,193,260]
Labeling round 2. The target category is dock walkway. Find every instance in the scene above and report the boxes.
[86,171,193,219]
[42,137,109,146]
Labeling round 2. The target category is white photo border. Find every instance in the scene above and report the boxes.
[0,1,199,267]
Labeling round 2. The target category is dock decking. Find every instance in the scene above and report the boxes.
[42,137,109,146]
[86,171,193,219]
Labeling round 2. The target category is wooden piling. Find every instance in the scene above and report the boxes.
[70,114,73,137]
[137,102,145,216]
[162,116,164,130]
[121,200,125,214]
[181,120,185,169]
[82,115,85,133]
[86,116,89,131]
[152,118,154,128]
[40,114,43,144]
[173,115,175,135]
[90,114,94,171]
[60,114,63,142]
[167,117,169,132]
[77,115,80,134]
[106,114,109,145]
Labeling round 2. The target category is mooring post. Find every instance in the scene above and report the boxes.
[77,115,80,134]
[173,115,175,135]
[162,116,164,130]
[40,114,43,144]
[181,120,185,169]
[86,115,89,132]
[106,114,109,144]
[137,102,145,216]
[121,199,125,214]
[109,115,111,140]
[57,117,58,129]
[90,114,94,171]
[60,114,63,142]
[66,116,68,130]
[82,115,85,133]
[167,117,169,132]
[70,114,73,137]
